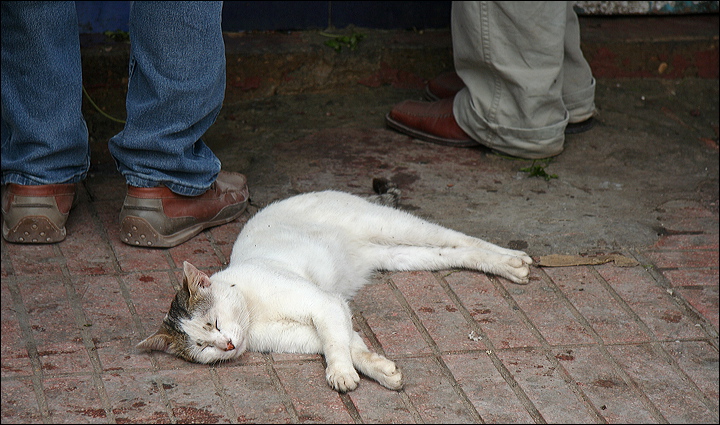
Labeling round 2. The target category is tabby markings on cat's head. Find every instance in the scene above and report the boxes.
[136,262,246,364]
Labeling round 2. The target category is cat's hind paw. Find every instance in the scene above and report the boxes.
[494,255,531,284]
[376,364,403,391]
[505,249,533,266]
[326,365,361,393]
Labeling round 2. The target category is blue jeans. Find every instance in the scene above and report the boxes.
[1,1,224,196]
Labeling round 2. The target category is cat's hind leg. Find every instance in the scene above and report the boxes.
[370,245,531,284]
[362,206,532,266]
[349,333,403,390]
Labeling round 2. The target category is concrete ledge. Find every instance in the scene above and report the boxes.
[80,15,718,105]
[580,15,719,79]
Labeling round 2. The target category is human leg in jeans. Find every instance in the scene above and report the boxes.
[113,1,248,247]
[1,1,248,246]
[386,1,596,159]
[1,1,87,243]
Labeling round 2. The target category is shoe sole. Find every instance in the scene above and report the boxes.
[385,113,478,148]
[120,202,248,248]
[3,215,66,243]
[564,117,596,134]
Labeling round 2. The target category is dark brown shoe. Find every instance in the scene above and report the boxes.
[425,71,465,101]
[2,183,78,243]
[385,97,477,147]
[119,171,249,248]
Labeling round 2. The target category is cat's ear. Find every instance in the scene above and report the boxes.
[137,328,173,353]
[182,261,212,297]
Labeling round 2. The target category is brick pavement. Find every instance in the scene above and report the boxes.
[1,171,717,423]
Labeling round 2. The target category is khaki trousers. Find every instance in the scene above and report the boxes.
[452,1,596,158]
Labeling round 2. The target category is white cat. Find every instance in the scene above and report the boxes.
[137,182,532,392]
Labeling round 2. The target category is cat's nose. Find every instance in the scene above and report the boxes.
[225,341,235,351]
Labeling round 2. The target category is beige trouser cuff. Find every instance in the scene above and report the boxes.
[451,1,596,158]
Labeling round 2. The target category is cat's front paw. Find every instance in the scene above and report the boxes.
[363,353,403,390]
[326,365,360,393]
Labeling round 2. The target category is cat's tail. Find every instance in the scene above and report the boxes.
[367,177,401,208]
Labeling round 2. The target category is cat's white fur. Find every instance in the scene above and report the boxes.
[139,190,532,392]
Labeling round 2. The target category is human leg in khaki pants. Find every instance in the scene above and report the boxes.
[386,1,596,159]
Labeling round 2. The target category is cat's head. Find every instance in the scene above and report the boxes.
[137,261,248,364]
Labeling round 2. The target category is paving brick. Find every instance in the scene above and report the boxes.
[661,340,720,408]
[348,378,417,423]
[552,345,658,423]
[608,343,717,423]
[651,233,719,250]
[1,280,33,378]
[543,266,651,344]
[13,275,95,375]
[39,341,95,376]
[2,243,63,276]
[444,270,542,349]
[153,352,208,372]
[0,248,8,279]
[215,363,294,423]
[675,285,720,330]
[646,250,720,269]
[399,356,479,423]
[234,350,267,365]
[158,368,234,423]
[351,277,432,357]
[73,274,132,333]
[273,360,355,423]
[391,270,486,352]
[0,377,43,423]
[43,375,107,423]
[102,371,171,423]
[596,264,708,340]
[168,233,226,270]
[495,348,598,423]
[443,351,536,423]
[96,338,155,373]
[662,267,720,287]
[120,271,178,334]
[74,275,155,371]
[498,274,596,346]
[61,202,116,276]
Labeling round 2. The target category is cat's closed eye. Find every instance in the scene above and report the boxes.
[203,320,219,331]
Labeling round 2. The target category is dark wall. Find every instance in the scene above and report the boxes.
[75,1,452,33]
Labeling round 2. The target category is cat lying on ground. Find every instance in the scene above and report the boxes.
[137,180,532,392]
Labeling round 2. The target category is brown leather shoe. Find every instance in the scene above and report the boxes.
[2,183,78,243]
[119,171,249,248]
[425,71,465,101]
[385,97,477,147]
